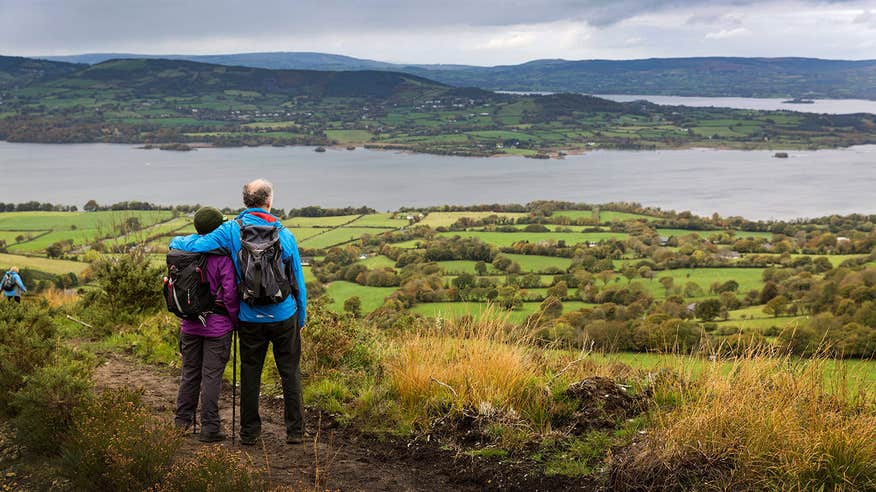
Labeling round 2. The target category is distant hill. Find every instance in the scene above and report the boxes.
[39,52,876,99]
[45,58,458,101]
[0,55,82,89]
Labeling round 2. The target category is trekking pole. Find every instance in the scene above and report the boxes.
[232,328,237,443]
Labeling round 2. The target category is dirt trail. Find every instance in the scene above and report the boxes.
[94,353,477,492]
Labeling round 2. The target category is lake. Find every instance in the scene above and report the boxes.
[1,142,874,220]
[499,91,876,114]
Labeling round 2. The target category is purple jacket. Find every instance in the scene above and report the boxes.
[180,255,240,338]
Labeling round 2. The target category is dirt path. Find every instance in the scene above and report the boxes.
[93,353,480,491]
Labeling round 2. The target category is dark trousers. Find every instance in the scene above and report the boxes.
[238,316,303,440]
[175,331,232,434]
[5,296,20,303]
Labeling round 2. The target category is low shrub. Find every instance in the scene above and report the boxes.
[155,446,265,492]
[80,249,164,331]
[62,388,182,491]
[302,302,381,378]
[11,359,93,455]
[0,302,58,414]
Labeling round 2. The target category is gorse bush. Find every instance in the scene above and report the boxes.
[82,249,163,330]
[11,358,93,455]
[154,446,266,492]
[0,302,58,415]
[62,388,182,491]
[302,300,381,377]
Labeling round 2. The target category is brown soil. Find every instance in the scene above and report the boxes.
[93,353,593,491]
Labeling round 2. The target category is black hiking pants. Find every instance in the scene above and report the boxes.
[238,316,303,441]
[5,295,20,303]
[175,331,232,435]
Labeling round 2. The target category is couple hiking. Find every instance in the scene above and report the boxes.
[166,179,308,445]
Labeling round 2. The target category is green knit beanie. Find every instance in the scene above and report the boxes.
[194,207,225,235]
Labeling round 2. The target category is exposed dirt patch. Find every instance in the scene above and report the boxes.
[562,377,646,433]
[93,353,594,491]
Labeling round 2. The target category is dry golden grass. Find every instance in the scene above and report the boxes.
[385,305,623,431]
[610,350,876,490]
[40,287,79,309]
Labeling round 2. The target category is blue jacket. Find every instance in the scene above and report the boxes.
[169,209,307,326]
[2,271,26,297]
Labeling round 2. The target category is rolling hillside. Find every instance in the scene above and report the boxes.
[0,55,82,89]
[46,58,453,101]
[39,52,876,99]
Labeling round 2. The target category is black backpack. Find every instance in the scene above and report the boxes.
[236,219,297,306]
[163,251,226,324]
[2,273,15,291]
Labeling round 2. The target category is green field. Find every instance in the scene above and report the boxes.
[656,228,773,240]
[419,212,527,228]
[0,252,88,275]
[0,210,173,231]
[348,213,409,228]
[503,253,572,272]
[627,267,765,298]
[411,301,597,324]
[298,227,394,249]
[284,215,361,228]
[436,230,629,247]
[324,281,397,314]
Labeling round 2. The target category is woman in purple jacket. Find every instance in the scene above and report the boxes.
[174,207,240,442]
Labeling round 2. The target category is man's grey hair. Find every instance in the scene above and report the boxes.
[242,179,273,209]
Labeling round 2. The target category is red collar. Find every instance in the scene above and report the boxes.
[247,211,278,223]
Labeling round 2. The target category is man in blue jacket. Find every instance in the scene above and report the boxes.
[2,267,27,303]
[169,179,307,445]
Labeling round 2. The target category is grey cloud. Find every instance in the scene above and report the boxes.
[0,0,873,61]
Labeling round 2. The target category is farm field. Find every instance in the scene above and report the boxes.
[655,228,773,240]
[411,301,597,324]
[324,281,396,314]
[298,227,394,249]
[418,211,527,228]
[436,230,630,247]
[0,252,88,275]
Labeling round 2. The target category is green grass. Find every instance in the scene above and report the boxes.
[284,215,361,228]
[360,255,398,269]
[324,281,397,314]
[299,227,394,249]
[655,228,772,240]
[503,254,572,272]
[435,260,498,275]
[419,212,527,228]
[325,129,373,143]
[288,227,327,241]
[8,229,106,252]
[348,213,409,228]
[0,210,174,231]
[0,253,88,275]
[436,231,629,248]
[630,267,765,299]
[411,301,597,324]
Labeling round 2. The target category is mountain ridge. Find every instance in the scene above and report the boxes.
[36,52,876,99]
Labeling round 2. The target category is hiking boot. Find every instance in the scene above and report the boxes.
[239,434,259,446]
[286,434,304,445]
[198,431,226,443]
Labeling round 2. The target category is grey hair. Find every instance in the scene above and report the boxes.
[242,179,273,208]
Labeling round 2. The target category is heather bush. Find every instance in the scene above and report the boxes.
[62,388,182,491]
[155,446,266,492]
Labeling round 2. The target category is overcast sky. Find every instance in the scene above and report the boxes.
[2,0,875,64]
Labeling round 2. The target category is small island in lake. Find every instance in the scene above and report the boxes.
[783,98,815,104]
